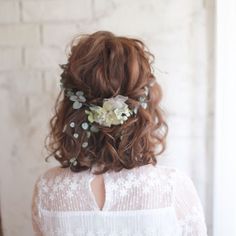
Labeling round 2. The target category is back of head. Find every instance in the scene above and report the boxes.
[45,31,168,174]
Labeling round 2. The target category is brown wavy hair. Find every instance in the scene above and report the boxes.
[45,31,168,174]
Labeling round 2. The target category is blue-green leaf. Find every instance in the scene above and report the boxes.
[73,101,82,109]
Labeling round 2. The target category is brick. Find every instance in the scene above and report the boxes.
[0,24,40,46]
[42,24,78,46]
[92,0,115,19]
[0,70,42,95]
[0,47,22,71]
[93,0,203,35]
[43,70,63,94]
[22,0,92,22]
[0,1,20,23]
[24,47,66,69]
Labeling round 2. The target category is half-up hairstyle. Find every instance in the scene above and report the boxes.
[45,31,168,174]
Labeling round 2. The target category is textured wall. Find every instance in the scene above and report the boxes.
[0,0,214,235]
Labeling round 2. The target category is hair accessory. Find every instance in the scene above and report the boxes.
[69,157,78,166]
[81,122,89,130]
[73,133,79,139]
[82,142,88,148]
[68,90,86,109]
[85,95,133,127]
[60,76,151,164]
[69,122,75,128]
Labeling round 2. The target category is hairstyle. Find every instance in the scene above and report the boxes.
[45,31,168,175]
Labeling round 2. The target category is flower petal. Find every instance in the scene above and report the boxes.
[82,142,88,148]
[70,95,78,101]
[69,122,75,128]
[81,122,89,130]
[78,96,86,102]
[75,91,84,96]
[141,102,147,109]
[73,133,79,139]
[73,101,82,109]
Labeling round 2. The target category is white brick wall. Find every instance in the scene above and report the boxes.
[0,24,40,46]
[0,2,20,23]
[0,48,22,70]
[42,24,79,46]
[22,1,92,22]
[0,0,214,235]
[24,47,65,69]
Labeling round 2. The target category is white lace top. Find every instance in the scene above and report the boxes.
[31,164,208,236]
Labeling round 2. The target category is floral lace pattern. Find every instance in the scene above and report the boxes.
[31,165,208,236]
[38,173,91,210]
[178,206,207,236]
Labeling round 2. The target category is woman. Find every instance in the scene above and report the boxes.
[31,31,208,236]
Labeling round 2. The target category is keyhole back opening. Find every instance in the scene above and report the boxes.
[89,174,106,211]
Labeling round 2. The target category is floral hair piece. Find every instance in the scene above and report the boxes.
[85,95,133,127]
[61,84,150,128]
[60,77,151,168]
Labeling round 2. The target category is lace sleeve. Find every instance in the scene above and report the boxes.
[173,170,208,236]
[31,176,43,236]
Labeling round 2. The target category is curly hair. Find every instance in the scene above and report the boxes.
[45,31,168,175]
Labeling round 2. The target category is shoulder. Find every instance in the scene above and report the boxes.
[31,167,67,209]
[153,164,195,187]
[155,166,200,199]
[152,164,187,177]
[153,165,201,202]
[42,166,68,178]
[33,165,92,191]
[32,166,83,209]
[33,166,70,190]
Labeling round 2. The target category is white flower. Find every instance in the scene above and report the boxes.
[85,95,133,127]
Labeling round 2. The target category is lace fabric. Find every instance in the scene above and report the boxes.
[31,164,208,236]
